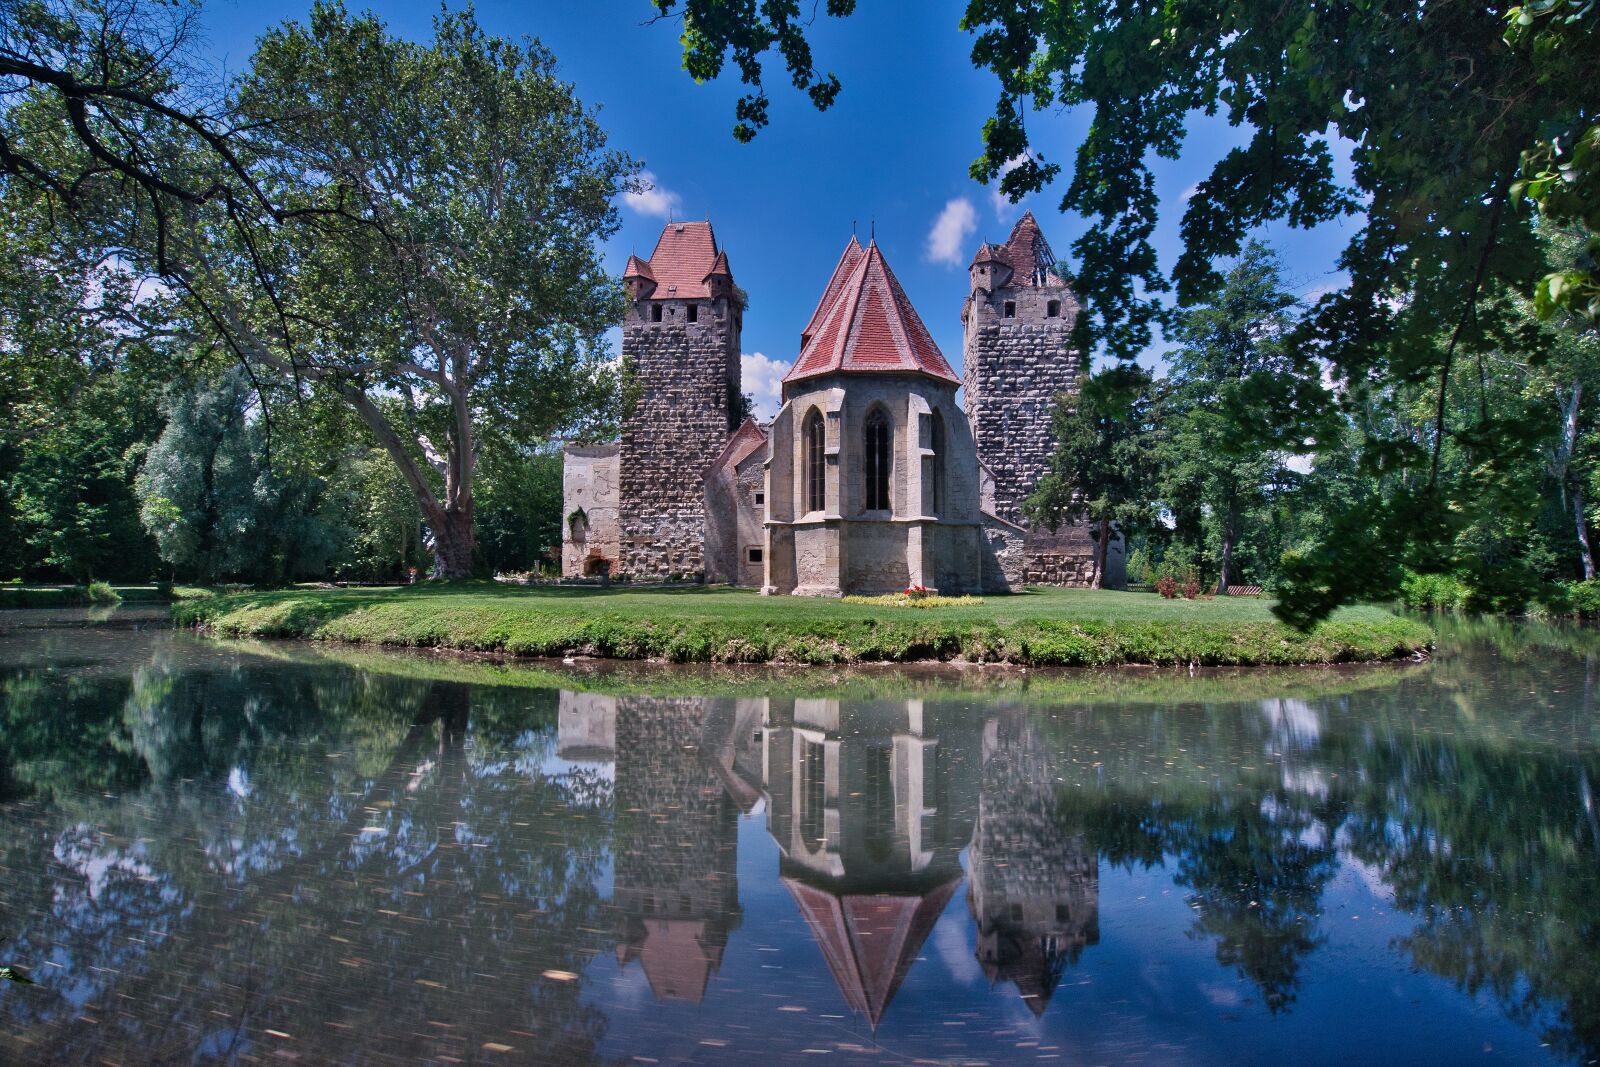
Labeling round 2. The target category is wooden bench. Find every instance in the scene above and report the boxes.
[1226,585,1265,597]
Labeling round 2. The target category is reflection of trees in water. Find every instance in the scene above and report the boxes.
[5,622,1600,1061]
[1033,632,1600,1055]
[0,652,615,1066]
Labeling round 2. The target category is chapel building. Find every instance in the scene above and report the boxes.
[561,214,1124,593]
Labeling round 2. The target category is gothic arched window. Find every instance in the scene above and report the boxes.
[804,408,826,513]
[928,410,946,516]
[864,407,892,512]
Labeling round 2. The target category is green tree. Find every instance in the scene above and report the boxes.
[164,4,629,578]
[1026,364,1160,587]
[474,448,563,577]
[135,369,348,584]
[1165,242,1330,594]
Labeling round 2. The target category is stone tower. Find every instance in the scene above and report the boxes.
[617,221,742,578]
[960,212,1082,527]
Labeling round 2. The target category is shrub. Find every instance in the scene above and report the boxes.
[86,581,121,604]
[1181,576,1201,600]
[1155,576,1178,599]
[1557,579,1600,617]
[1399,569,1472,612]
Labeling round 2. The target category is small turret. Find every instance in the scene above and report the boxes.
[968,243,1009,295]
[623,254,656,301]
[703,248,733,302]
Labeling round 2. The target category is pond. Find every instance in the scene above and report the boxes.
[1,610,1597,1065]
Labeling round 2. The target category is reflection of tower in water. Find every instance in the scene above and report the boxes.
[968,710,1099,1015]
[565,693,745,1003]
[763,699,979,1027]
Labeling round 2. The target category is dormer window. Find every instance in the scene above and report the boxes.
[651,303,663,322]
[1003,301,1016,319]
[687,304,698,323]
[1047,300,1061,318]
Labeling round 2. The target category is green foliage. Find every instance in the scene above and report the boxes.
[135,370,349,585]
[649,0,856,142]
[473,449,563,577]
[85,580,119,604]
[1026,363,1161,585]
[1398,570,1475,613]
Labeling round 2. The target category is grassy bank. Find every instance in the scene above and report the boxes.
[174,583,1432,667]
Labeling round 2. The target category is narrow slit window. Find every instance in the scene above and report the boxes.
[864,408,891,512]
[1003,301,1016,319]
[651,303,663,322]
[804,409,827,513]
[687,304,698,323]
[929,411,945,516]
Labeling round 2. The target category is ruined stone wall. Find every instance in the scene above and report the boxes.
[618,297,739,578]
[561,444,621,577]
[962,284,1081,528]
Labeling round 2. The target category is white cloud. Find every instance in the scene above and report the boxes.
[989,154,1029,221]
[741,351,786,423]
[926,197,977,267]
[622,170,681,219]
[1179,182,1201,203]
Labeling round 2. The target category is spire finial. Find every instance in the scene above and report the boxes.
[870,218,876,241]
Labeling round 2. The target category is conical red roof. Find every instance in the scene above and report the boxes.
[622,253,654,281]
[784,240,959,386]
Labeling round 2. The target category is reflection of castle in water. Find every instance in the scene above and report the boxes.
[764,699,978,1026]
[970,711,1099,1015]
[556,692,1099,1023]
[562,693,743,1003]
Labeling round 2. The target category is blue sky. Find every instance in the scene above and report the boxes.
[198,0,1361,420]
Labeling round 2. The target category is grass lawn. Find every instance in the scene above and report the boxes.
[175,582,1432,667]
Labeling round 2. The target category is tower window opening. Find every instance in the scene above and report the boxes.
[747,547,763,564]
[687,304,699,323]
[864,408,892,512]
[1003,301,1016,319]
[651,303,663,322]
[1047,300,1061,318]
[804,409,826,513]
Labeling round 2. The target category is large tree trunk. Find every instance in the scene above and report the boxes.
[427,503,476,579]
[1093,517,1111,589]
[1215,504,1238,595]
[1576,487,1596,581]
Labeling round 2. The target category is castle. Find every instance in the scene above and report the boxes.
[561,213,1123,592]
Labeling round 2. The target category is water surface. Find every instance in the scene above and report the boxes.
[1,612,1597,1065]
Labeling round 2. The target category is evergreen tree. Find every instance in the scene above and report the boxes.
[1026,364,1161,588]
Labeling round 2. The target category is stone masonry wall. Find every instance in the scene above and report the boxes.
[962,283,1081,528]
[618,298,739,578]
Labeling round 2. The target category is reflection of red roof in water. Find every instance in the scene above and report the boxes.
[615,918,726,1003]
[784,239,960,386]
[782,876,961,1028]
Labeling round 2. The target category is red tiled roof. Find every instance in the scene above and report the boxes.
[707,415,769,475]
[970,211,1065,288]
[800,237,865,347]
[622,253,654,281]
[642,220,727,300]
[784,240,960,386]
[704,248,732,280]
